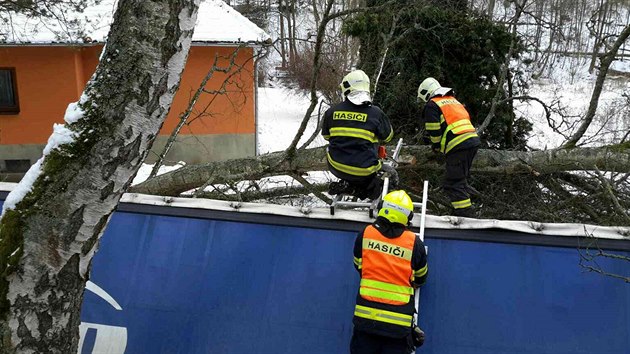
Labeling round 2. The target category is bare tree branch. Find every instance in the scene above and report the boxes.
[283,0,335,158]
[578,230,630,283]
[594,168,630,224]
[562,23,630,148]
[291,172,332,204]
[284,0,397,158]
[477,0,524,135]
[149,46,249,179]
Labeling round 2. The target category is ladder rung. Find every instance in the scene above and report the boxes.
[334,201,372,208]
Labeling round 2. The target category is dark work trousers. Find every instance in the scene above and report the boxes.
[350,330,413,354]
[444,146,478,215]
[328,160,384,200]
[351,174,383,200]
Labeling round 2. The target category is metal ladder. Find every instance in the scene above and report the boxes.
[413,180,429,340]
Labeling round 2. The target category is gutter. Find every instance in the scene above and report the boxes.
[0,39,273,48]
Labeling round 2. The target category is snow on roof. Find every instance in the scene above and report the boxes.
[0,0,270,45]
[1,182,629,240]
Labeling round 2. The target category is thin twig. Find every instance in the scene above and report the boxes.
[291,173,332,204]
[594,167,630,224]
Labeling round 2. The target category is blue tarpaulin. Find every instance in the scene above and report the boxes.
[0,195,628,354]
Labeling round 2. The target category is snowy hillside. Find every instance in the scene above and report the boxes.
[251,0,630,150]
[135,0,630,179]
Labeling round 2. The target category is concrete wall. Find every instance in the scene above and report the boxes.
[146,133,255,164]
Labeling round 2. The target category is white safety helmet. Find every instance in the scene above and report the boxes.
[340,70,371,105]
[417,77,452,103]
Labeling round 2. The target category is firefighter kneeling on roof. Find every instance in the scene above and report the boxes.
[351,190,428,354]
[322,69,396,200]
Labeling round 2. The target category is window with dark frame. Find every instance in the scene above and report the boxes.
[0,68,19,114]
[2,159,31,173]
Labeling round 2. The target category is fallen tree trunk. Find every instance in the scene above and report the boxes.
[130,143,630,197]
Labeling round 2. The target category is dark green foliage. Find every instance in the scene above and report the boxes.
[344,1,530,150]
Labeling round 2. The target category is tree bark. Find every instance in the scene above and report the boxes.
[129,143,630,197]
[279,0,288,68]
[589,0,608,74]
[486,0,495,18]
[0,0,199,352]
[563,23,630,149]
[284,0,335,156]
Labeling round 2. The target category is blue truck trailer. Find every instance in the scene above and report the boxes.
[1,184,629,354]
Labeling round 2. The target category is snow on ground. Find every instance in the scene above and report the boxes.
[491,1,630,149]
[256,86,327,153]
[516,56,630,149]
[129,1,630,191]
[131,84,334,208]
[132,162,188,186]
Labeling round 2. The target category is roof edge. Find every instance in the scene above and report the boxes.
[1,182,628,240]
[0,39,272,47]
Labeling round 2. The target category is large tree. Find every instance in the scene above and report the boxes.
[344,0,529,149]
[127,3,630,228]
[0,0,200,352]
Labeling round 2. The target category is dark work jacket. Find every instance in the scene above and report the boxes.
[352,217,428,338]
[322,99,393,181]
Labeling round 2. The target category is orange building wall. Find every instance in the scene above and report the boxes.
[0,45,256,146]
[0,46,85,145]
[170,46,256,136]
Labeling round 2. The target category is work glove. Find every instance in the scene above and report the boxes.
[429,148,445,164]
[412,326,425,348]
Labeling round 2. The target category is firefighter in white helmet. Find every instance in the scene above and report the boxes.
[418,77,480,217]
[322,69,395,200]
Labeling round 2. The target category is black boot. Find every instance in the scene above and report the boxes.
[365,177,384,200]
[328,180,351,195]
[453,206,476,218]
[466,184,481,198]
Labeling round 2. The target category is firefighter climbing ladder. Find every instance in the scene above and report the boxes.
[330,138,423,217]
